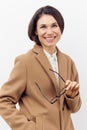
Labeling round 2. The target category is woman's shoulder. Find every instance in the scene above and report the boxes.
[14,48,33,63]
[58,48,75,64]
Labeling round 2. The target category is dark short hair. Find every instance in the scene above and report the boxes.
[28,5,64,46]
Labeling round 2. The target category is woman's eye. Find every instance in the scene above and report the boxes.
[40,25,46,28]
[52,24,58,27]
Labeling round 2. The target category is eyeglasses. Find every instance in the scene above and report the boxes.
[35,68,66,104]
[49,68,66,83]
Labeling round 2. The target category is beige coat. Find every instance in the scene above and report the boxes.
[0,44,81,130]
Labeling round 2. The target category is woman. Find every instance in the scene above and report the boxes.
[0,5,81,130]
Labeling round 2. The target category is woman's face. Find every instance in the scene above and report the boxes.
[36,14,62,49]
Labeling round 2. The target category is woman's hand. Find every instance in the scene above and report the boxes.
[65,80,80,98]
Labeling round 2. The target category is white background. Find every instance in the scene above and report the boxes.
[0,0,87,130]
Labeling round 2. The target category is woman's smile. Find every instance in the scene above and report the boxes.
[44,36,56,43]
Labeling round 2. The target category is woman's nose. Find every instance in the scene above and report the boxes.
[46,28,53,34]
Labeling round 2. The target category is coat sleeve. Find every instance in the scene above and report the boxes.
[0,56,33,130]
[65,60,82,113]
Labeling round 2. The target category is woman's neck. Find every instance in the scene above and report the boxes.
[42,46,56,55]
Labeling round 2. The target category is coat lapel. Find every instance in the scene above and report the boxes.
[57,48,67,89]
[32,44,59,93]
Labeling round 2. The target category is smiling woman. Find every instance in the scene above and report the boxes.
[0,5,82,130]
[35,14,61,53]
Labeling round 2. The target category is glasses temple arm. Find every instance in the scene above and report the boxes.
[49,68,66,83]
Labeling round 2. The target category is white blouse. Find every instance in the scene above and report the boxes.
[43,49,59,81]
